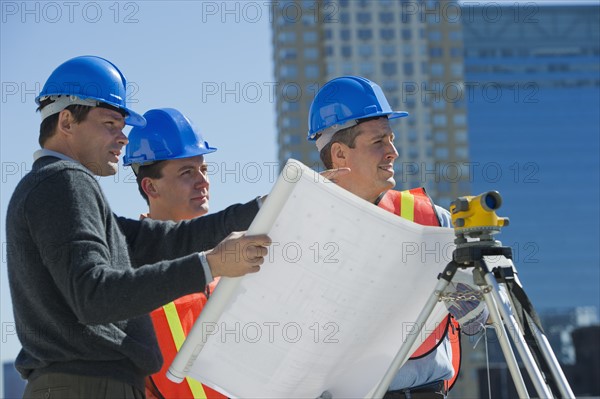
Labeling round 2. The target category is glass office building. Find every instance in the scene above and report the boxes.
[463,3,600,312]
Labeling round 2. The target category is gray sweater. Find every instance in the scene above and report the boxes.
[6,156,259,390]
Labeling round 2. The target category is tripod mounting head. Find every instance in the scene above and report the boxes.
[450,191,510,244]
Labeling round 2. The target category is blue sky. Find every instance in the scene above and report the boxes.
[1,1,279,386]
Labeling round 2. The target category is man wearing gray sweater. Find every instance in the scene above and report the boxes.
[6,56,270,398]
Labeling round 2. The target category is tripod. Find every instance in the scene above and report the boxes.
[371,193,575,399]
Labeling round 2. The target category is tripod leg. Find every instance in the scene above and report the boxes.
[370,264,454,399]
[497,268,575,398]
[480,261,554,398]
[478,274,530,398]
[525,313,575,398]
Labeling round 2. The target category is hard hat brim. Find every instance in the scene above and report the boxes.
[124,109,147,127]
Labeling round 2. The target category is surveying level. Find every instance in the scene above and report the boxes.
[450,191,509,242]
[372,192,575,399]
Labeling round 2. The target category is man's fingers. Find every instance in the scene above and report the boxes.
[243,233,272,247]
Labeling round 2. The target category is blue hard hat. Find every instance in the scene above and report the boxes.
[36,55,146,127]
[308,76,408,140]
[123,108,216,168]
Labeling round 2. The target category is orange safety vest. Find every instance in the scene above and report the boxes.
[377,188,462,391]
[146,279,227,399]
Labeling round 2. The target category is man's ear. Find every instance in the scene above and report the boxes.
[57,109,75,136]
[330,142,349,167]
[141,177,159,199]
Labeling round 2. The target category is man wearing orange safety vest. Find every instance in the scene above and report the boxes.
[308,77,489,399]
[124,108,264,399]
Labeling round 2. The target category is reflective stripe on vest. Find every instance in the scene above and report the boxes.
[377,188,461,390]
[163,302,207,398]
[148,282,227,399]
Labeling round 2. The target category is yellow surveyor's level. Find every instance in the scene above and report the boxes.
[449,191,509,234]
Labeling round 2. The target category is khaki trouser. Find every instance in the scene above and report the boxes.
[23,373,145,399]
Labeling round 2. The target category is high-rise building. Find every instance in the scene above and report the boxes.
[272,0,469,204]
[463,2,600,312]
[456,4,599,397]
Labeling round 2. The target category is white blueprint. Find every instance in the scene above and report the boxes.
[169,159,456,398]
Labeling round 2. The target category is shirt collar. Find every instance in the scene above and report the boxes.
[33,148,79,164]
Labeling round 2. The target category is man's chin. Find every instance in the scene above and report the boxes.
[384,177,396,190]
[86,162,118,177]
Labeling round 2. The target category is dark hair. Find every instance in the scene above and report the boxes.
[319,116,386,169]
[37,98,127,147]
[135,161,167,205]
[38,99,92,147]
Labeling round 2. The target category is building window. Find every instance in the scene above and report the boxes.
[283,117,300,128]
[357,12,371,24]
[432,100,446,110]
[455,130,467,143]
[430,47,443,58]
[302,14,315,26]
[305,65,319,79]
[304,47,318,60]
[449,30,462,41]
[278,31,296,43]
[453,114,466,126]
[403,62,414,76]
[342,45,352,58]
[381,44,396,57]
[379,12,394,24]
[428,30,442,41]
[435,148,449,159]
[283,134,301,144]
[359,44,373,57]
[279,48,297,60]
[358,29,373,41]
[455,146,468,159]
[380,28,395,40]
[340,12,350,24]
[282,101,299,112]
[382,61,397,76]
[430,63,444,76]
[451,62,463,77]
[402,29,412,40]
[408,129,418,143]
[409,147,419,159]
[433,114,447,126]
[303,31,317,43]
[382,80,398,92]
[341,29,351,41]
[434,131,448,143]
[280,65,298,79]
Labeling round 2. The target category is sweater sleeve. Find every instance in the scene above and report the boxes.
[24,168,208,324]
[118,199,260,266]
